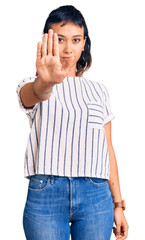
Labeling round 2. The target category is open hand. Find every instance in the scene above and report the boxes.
[36,29,75,86]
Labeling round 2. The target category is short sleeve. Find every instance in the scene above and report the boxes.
[101,83,115,125]
[16,76,39,127]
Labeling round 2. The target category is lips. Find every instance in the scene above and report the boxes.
[63,57,70,60]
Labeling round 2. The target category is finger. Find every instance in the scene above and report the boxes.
[116,224,121,237]
[42,34,48,57]
[113,227,122,239]
[62,59,74,75]
[116,234,122,239]
[120,225,128,239]
[47,29,53,55]
[53,32,59,57]
[113,226,116,233]
[61,57,75,77]
[121,230,128,240]
[63,56,75,68]
[37,41,42,60]
[61,61,70,78]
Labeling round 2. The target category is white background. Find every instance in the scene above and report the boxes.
[0,0,145,239]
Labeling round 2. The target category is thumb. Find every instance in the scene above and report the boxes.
[61,56,75,76]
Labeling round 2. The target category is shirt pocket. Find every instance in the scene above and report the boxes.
[86,101,104,129]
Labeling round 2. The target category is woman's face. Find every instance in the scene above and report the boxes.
[51,22,87,76]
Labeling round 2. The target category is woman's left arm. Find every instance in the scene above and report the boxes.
[104,121,129,240]
[104,121,122,203]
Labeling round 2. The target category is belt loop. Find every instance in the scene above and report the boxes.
[50,175,54,184]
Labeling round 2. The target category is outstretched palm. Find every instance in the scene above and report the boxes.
[36,29,75,85]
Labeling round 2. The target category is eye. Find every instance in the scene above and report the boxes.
[73,39,80,42]
[58,38,64,42]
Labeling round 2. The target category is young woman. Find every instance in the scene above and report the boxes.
[16,5,129,240]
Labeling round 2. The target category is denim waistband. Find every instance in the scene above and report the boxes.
[31,174,88,180]
[30,174,108,182]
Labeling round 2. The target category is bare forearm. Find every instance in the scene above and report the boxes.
[108,144,122,203]
[32,77,55,101]
[20,77,54,108]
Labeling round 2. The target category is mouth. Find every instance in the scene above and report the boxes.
[62,57,70,60]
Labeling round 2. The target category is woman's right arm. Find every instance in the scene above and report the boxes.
[20,77,54,109]
[19,28,75,109]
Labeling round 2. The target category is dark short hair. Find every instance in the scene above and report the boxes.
[42,5,92,77]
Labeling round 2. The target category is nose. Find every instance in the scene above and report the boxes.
[63,42,72,54]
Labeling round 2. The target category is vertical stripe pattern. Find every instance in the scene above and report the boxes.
[16,76,115,180]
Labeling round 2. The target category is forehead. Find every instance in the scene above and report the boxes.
[51,22,84,36]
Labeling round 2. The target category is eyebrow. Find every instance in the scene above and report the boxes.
[57,34,82,37]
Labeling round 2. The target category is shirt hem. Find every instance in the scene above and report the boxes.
[24,170,110,180]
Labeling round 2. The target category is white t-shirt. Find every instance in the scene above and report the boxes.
[16,76,115,180]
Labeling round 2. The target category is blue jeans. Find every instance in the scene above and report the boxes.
[23,175,114,240]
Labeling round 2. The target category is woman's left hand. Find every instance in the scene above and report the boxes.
[113,208,129,240]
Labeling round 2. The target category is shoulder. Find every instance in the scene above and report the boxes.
[83,77,108,95]
[96,81,108,94]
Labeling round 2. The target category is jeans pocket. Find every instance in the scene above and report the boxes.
[88,177,108,186]
[28,174,51,192]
